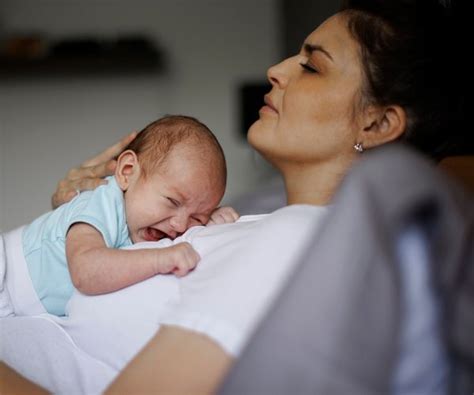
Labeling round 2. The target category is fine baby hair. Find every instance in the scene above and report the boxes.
[124,115,227,185]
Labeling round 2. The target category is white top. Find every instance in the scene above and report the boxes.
[1,204,329,393]
[63,205,329,360]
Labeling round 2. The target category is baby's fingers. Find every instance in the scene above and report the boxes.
[208,206,240,225]
[172,258,198,277]
[175,244,200,276]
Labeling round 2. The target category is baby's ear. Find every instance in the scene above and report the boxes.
[115,150,140,191]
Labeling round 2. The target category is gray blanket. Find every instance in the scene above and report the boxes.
[220,144,474,394]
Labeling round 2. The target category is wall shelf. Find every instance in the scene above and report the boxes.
[0,37,164,78]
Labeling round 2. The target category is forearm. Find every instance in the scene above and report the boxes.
[0,362,49,395]
[70,247,159,295]
[106,326,233,395]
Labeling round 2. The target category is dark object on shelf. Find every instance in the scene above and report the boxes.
[115,36,157,56]
[51,38,103,57]
[0,35,164,78]
[1,35,47,60]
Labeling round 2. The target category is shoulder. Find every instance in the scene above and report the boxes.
[65,176,129,247]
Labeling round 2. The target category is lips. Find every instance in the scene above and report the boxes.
[143,227,166,242]
[263,95,278,114]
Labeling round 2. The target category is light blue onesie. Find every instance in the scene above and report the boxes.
[22,176,132,316]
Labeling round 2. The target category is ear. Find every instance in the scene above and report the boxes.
[357,105,407,149]
[115,150,140,191]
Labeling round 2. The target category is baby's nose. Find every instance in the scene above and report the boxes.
[170,215,188,233]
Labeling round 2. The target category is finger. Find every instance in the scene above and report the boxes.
[209,211,237,225]
[190,249,200,264]
[229,208,240,221]
[67,160,116,181]
[52,189,78,209]
[53,177,108,208]
[210,207,239,223]
[179,245,199,265]
[172,266,187,277]
[210,214,225,225]
[65,177,108,195]
[184,255,199,269]
[83,160,117,179]
[81,131,137,167]
[181,258,198,275]
[221,207,240,221]
[185,244,200,260]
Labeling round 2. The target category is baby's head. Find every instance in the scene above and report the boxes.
[115,115,227,243]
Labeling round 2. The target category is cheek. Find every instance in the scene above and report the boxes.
[124,196,140,229]
[280,93,355,160]
[124,190,154,228]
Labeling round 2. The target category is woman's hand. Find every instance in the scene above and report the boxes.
[51,132,137,208]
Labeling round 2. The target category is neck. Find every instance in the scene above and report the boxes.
[281,155,358,206]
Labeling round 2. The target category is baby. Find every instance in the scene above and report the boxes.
[19,115,238,316]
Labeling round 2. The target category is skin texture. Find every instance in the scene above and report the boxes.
[249,14,406,206]
[7,12,408,395]
[66,224,201,294]
[0,362,49,395]
[116,144,225,243]
[66,142,228,295]
[106,326,233,395]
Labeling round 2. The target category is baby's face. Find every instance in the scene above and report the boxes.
[123,145,224,243]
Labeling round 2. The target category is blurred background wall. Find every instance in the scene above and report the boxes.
[0,0,340,231]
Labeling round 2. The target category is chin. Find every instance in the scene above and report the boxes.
[247,119,265,148]
[248,120,273,156]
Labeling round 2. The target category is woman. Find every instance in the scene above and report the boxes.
[2,0,462,393]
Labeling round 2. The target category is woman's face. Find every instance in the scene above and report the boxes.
[248,13,365,167]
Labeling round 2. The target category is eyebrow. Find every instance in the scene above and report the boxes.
[303,43,334,62]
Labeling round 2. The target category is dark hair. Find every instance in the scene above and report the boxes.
[340,0,465,159]
[124,115,227,187]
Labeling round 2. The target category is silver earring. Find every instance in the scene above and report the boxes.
[354,142,364,153]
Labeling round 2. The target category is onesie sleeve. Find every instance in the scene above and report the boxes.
[63,178,129,248]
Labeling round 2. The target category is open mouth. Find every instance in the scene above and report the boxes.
[143,227,167,242]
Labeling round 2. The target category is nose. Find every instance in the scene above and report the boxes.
[170,213,189,234]
[267,56,293,89]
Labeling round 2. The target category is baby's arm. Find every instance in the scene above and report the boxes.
[66,223,199,295]
[207,206,240,226]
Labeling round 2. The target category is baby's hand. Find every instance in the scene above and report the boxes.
[207,206,239,226]
[155,242,200,277]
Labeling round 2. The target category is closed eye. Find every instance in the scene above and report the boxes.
[167,197,180,207]
[300,62,318,73]
[191,217,205,226]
